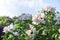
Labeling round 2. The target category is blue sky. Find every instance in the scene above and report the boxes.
[0,0,60,17]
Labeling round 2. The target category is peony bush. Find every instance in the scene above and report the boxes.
[0,6,60,40]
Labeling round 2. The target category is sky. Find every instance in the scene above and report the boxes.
[0,0,60,17]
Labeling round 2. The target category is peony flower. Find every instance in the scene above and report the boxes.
[3,27,9,33]
[3,27,12,33]
[26,30,32,36]
[44,6,55,12]
[20,13,32,20]
[26,24,36,40]
[32,13,45,25]
[26,27,36,36]
[3,23,15,33]
[8,23,15,31]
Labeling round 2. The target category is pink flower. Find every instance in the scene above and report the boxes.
[32,13,45,25]
[26,24,36,40]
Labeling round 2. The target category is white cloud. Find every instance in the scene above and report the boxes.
[0,0,13,17]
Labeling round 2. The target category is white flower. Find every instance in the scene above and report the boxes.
[26,24,36,40]
[32,13,45,25]
[3,27,9,33]
[13,32,19,36]
[20,13,32,20]
[58,29,60,33]
[26,28,36,40]
[44,6,55,12]
[3,27,13,33]
[3,23,15,33]
[26,30,32,36]
[8,23,15,31]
